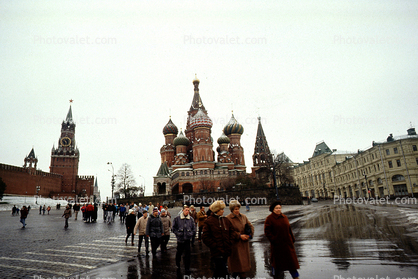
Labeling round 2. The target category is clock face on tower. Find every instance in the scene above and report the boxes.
[60,137,71,147]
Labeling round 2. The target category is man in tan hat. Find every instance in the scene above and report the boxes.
[202,200,233,278]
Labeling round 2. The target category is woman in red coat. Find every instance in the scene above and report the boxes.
[264,201,300,279]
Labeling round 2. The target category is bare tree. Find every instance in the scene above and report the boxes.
[273,152,295,186]
[116,163,138,198]
[200,178,216,192]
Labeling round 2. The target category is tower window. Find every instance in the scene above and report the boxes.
[396,160,401,167]
[386,149,390,155]
[394,147,398,154]
[413,145,417,151]
[388,161,393,168]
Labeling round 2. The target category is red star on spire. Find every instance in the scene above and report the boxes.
[69,99,74,103]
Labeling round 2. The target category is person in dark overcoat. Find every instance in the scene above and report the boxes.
[264,201,300,279]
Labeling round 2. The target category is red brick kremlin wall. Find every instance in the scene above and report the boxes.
[0,163,62,196]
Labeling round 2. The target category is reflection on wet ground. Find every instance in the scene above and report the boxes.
[81,203,418,279]
[291,203,418,278]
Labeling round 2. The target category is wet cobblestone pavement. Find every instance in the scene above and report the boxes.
[1,202,418,278]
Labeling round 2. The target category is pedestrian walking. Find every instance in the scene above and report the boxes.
[146,207,163,256]
[42,205,46,215]
[86,203,94,222]
[119,203,126,223]
[196,206,208,243]
[264,201,300,279]
[125,209,137,245]
[102,202,107,221]
[134,210,149,255]
[47,206,51,215]
[172,206,195,275]
[106,203,114,224]
[20,206,29,228]
[73,203,80,220]
[202,200,233,279]
[226,200,254,279]
[39,205,42,214]
[160,209,172,253]
[92,203,98,222]
[62,205,72,229]
[12,205,17,216]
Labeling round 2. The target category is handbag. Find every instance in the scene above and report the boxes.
[244,223,253,239]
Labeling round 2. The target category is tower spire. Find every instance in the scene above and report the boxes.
[253,116,273,167]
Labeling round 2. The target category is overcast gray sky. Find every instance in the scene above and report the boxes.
[1,0,417,199]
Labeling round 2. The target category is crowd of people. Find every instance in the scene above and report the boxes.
[11,199,300,279]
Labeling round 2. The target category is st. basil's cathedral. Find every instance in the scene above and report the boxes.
[154,76,271,195]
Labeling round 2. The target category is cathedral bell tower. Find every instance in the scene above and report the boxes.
[50,104,80,195]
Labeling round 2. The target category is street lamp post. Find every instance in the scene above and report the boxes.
[139,175,145,196]
[271,154,280,201]
[107,162,115,201]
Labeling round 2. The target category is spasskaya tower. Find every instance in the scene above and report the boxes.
[50,104,80,194]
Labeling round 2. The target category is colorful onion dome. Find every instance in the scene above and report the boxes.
[217,132,230,144]
[173,130,190,146]
[189,108,213,130]
[223,114,244,135]
[163,118,178,135]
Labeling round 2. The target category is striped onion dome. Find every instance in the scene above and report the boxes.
[173,130,190,146]
[163,118,178,135]
[217,132,230,144]
[223,114,244,135]
[189,108,213,130]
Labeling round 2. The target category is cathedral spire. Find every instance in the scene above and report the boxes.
[253,117,273,167]
[190,75,206,113]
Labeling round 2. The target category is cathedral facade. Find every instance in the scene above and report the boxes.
[154,77,246,195]
[0,105,95,199]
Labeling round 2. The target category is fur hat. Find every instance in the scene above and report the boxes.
[129,209,135,214]
[183,204,188,208]
[190,205,195,209]
[153,207,159,212]
[269,201,282,212]
[210,200,226,213]
[161,209,166,213]
[229,200,241,212]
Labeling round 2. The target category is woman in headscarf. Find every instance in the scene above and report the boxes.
[264,201,300,279]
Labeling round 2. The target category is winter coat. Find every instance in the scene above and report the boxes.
[20,208,29,219]
[146,214,163,238]
[125,213,137,232]
[134,215,148,236]
[264,212,300,271]
[202,213,233,258]
[196,210,207,227]
[86,204,94,212]
[62,208,72,219]
[190,209,197,224]
[172,212,196,243]
[226,212,254,273]
[160,215,172,235]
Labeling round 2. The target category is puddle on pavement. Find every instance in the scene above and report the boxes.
[291,204,418,278]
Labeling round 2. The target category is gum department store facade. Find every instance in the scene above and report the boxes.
[292,128,418,199]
